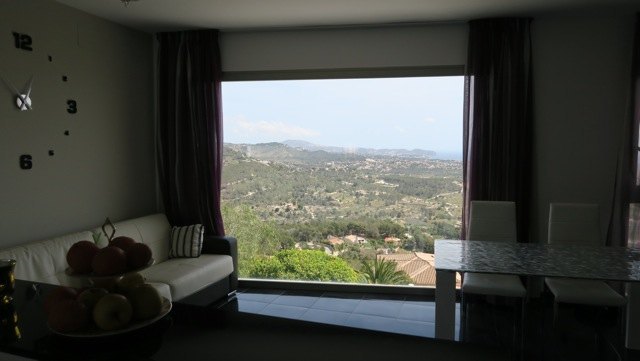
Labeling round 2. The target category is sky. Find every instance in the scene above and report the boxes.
[222,76,464,157]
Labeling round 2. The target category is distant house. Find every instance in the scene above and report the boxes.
[384,237,401,245]
[378,252,461,288]
[327,236,344,246]
[344,235,367,244]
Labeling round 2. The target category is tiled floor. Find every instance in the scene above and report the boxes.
[235,288,460,339]
[233,288,640,360]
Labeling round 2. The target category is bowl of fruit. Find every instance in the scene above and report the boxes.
[45,274,171,337]
[65,236,154,279]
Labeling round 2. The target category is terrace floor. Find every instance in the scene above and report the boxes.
[230,287,640,361]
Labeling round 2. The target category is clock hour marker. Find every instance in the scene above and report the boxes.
[12,32,32,51]
[64,130,69,136]
[48,150,55,156]
[62,75,67,82]
[48,55,53,62]
[66,100,77,114]
[19,154,33,170]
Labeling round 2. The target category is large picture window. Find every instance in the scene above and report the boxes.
[221,76,463,287]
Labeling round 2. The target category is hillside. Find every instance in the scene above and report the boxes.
[222,142,461,234]
[224,142,365,165]
[221,141,463,279]
[282,140,437,158]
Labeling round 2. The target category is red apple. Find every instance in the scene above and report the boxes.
[48,299,89,333]
[91,246,127,276]
[125,243,152,270]
[44,286,79,315]
[110,236,136,251]
[92,293,133,331]
[66,240,100,274]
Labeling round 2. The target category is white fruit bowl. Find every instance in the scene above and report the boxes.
[49,296,171,338]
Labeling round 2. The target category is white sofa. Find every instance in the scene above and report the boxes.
[0,213,238,304]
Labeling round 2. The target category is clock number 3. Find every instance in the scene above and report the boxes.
[67,99,77,114]
[12,32,32,51]
[19,154,33,170]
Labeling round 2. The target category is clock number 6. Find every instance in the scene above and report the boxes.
[12,32,32,51]
[67,99,77,114]
[19,154,33,170]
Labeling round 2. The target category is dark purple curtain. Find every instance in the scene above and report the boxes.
[156,29,225,236]
[462,18,533,243]
[607,14,640,248]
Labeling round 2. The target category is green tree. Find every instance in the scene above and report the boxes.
[426,220,460,240]
[222,204,292,277]
[378,219,406,237]
[359,257,413,285]
[247,249,360,282]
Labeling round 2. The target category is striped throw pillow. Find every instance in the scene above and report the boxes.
[169,224,204,258]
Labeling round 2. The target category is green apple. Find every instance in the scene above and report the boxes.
[76,287,109,311]
[92,293,133,331]
[128,284,163,320]
[116,273,145,295]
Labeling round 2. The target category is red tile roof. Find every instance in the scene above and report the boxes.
[378,252,460,287]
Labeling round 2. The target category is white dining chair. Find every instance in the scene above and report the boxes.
[462,200,526,347]
[545,203,626,348]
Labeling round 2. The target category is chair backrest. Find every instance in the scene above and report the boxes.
[548,203,602,246]
[467,201,517,242]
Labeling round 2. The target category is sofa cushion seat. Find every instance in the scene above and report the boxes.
[140,254,233,301]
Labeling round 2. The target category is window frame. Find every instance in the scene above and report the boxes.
[222,66,465,296]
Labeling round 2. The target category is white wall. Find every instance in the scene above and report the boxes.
[0,0,156,246]
[220,23,467,73]
[219,13,637,244]
[531,14,635,244]
[0,1,634,249]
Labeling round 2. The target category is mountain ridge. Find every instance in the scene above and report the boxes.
[281,140,436,158]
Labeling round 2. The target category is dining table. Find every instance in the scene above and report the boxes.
[434,239,640,349]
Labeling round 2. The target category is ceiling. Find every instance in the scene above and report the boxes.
[55,0,639,32]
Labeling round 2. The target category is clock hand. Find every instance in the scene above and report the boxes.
[2,78,31,110]
[19,75,34,110]
[0,65,20,95]
[0,75,31,110]
[0,65,32,110]
[0,74,21,97]
[24,75,33,98]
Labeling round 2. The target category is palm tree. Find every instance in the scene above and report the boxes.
[359,257,412,285]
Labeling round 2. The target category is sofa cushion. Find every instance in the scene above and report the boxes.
[0,231,94,286]
[140,254,233,301]
[169,224,204,258]
[92,214,171,263]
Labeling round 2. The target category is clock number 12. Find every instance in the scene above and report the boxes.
[12,32,32,51]
[67,99,77,114]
